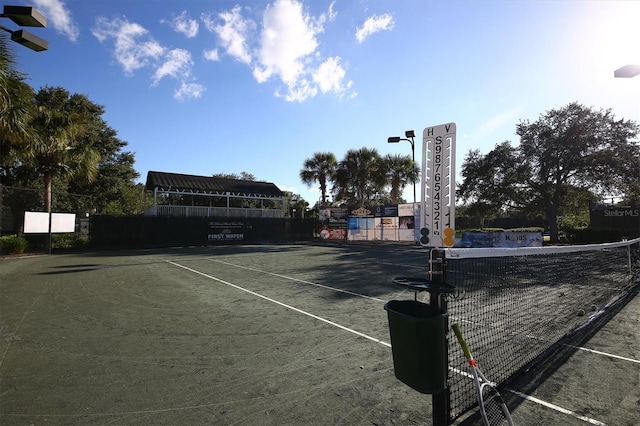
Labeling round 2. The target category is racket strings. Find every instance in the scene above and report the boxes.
[481,386,511,426]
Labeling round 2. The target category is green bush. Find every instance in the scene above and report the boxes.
[52,234,89,250]
[569,227,623,244]
[507,227,545,233]
[0,234,29,254]
[459,228,506,233]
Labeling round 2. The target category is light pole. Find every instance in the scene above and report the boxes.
[387,129,416,204]
[0,5,48,52]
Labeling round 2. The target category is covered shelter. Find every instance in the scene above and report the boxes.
[144,171,286,218]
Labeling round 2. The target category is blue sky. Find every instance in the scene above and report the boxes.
[10,0,640,205]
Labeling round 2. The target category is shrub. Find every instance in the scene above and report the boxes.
[52,234,89,250]
[507,227,545,233]
[570,227,623,244]
[459,228,506,233]
[0,234,29,254]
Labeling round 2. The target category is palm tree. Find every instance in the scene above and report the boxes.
[0,33,18,129]
[29,88,101,212]
[1,33,34,164]
[385,153,420,204]
[300,152,337,206]
[334,147,386,207]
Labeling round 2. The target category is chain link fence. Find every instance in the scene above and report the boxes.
[0,185,92,250]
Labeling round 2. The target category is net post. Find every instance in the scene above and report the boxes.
[430,248,451,425]
[48,190,53,255]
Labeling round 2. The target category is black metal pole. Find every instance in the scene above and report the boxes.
[48,190,52,255]
[410,137,416,205]
[430,248,450,425]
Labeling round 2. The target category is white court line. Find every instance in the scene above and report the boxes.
[205,258,387,303]
[450,315,640,367]
[567,345,640,364]
[167,261,391,347]
[167,260,608,425]
[507,389,606,425]
[206,260,639,365]
[449,367,607,425]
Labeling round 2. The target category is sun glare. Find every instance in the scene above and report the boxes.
[585,2,640,74]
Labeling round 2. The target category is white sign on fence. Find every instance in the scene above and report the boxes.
[24,211,76,234]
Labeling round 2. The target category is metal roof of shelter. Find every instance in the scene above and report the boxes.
[145,171,284,199]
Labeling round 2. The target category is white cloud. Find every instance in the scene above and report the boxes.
[203,49,220,61]
[32,0,79,41]
[167,11,199,38]
[152,48,193,85]
[313,56,352,96]
[175,82,206,101]
[355,13,394,44]
[253,0,319,86]
[92,17,203,102]
[316,0,338,27]
[276,78,318,102]
[92,17,165,74]
[200,0,354,102]
[328,1,338,21]
[203,6,254,65]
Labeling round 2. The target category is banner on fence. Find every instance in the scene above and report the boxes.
[24,211,76,233]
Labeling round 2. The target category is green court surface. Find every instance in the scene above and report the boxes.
[1,244,638,425]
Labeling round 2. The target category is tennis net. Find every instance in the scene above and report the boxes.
[444,237,640,420]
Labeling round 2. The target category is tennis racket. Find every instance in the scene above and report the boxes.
[451,323,514,426]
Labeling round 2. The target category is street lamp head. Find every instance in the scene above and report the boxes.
[10,28,48,51]
[405,130,416,138]
[614,64,640,78]
[2,6,46,27]
[388,136,401,143]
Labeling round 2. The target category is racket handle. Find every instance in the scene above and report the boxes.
[452,323,473,361]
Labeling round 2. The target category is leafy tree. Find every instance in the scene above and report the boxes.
[70,150,141,215]
[212,172,260,208]
[300,152,337,206]
[28,87,101,212]
[0,54,40,232]
[210,172,299,212]
[334,147,386,207]
[458,141,530,222]
[1,34,35,175]
[517,102,639,241]
[556,186,595,232]
[283,191,309,218]
[67,121,140,215]
[460,103,639,242]
[213,171,256,181]
[384,153,420,204]
[102,183,148,215]
[1,85,141,217]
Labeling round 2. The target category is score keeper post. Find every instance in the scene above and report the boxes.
[420,123,456,247]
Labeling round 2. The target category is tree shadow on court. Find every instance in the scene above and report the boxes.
[296,244,428,299]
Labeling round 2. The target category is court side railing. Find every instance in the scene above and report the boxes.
[146,205,284,219]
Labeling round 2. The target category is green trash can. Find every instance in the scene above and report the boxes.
[384,299,447,394]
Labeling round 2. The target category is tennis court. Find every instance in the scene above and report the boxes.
[1,243,638,425]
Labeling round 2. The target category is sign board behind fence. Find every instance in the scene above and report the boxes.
[24,211,76,233]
